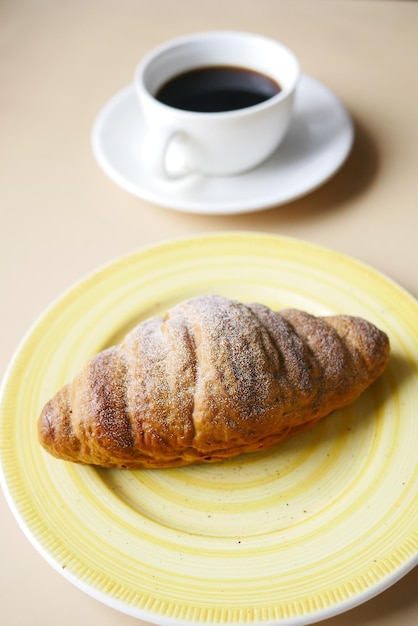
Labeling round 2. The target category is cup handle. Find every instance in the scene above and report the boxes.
[144,127,194,180]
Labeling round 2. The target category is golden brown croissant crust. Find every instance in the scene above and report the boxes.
[38,295,390,469]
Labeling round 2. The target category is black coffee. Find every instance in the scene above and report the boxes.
[155,65,281,113]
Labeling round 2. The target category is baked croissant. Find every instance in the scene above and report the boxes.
[38,295,390,469]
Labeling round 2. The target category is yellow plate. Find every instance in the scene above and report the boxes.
[1,232,417,625]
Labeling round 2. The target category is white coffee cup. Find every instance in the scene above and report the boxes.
[134,31,300,179]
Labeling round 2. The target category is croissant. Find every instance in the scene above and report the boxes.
[38,295,390,469]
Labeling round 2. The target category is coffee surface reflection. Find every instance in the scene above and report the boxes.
[156,65,281,113]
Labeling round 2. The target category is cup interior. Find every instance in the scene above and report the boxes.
[138,31,300,107]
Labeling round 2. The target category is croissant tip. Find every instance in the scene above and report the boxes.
[38,385,78,460]
[38,399,56,447]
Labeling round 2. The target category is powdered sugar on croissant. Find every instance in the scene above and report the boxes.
[38,295,390,469]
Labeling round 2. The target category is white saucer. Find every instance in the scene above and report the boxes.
[92,75,354,215]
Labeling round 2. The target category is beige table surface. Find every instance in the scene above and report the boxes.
[1,1,417,625]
